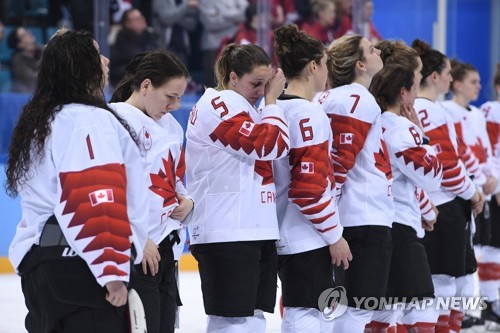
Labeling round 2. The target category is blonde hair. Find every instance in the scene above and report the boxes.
[326,34,364,88]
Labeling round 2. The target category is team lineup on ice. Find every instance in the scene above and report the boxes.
[1,1,500,332]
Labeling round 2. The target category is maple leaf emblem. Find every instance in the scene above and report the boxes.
[395,147,441,176]
[373,139,392,180]
[254,160,274,185]
[145,130,150,139]
[470,138,487,163]
[149,151,178,208]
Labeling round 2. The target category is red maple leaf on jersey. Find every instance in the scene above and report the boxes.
[487,122,500,157]
[176,147,186,185]
[373,139,392,180]
[59,163,131,278]
[395,147,441,176]
[149,151,178,208]
[209,112,288,158]
[470,138,487,163]
[254,160,274,185]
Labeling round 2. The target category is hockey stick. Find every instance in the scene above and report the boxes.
[128,288,147,333]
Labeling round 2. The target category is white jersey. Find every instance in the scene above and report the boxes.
[111,102,191,245]
[442,100,496,187]
[381,112,443,237]
[9,104,149,287]
[272,95,342,255]
[314,83,395,228]
[185,88,290,244]
[414,97,476,205]
[481,100,500,193]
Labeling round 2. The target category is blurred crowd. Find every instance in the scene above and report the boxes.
[0,0,381,93]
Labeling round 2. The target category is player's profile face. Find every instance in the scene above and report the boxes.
[436,59,452,95]
[94,40,109,88]
[314,52,329,93]
[231,65,273,106]
[360,38,383,78]
[142,76,188,120]
[459,70,481,102]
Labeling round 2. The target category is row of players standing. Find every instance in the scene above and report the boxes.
[6,29,197,333]
[6,23,500,333]
[184,23,500,333]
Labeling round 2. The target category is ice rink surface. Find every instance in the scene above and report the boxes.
[0,272,283,333]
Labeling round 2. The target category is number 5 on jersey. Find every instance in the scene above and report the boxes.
[211,97,229,118]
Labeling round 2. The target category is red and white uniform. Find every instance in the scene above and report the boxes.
[482,100,500,187]
[111,102,191,245]
[414,98,477,204]
[442,100,497,187]
[482,101,500,159]
[9,104,149,286]
[315,83,395,227]
[185,88,290,244]
[381,112,443,237]
[272,95,342,255]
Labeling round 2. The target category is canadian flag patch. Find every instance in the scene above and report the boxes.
[89,189,114,206]
[433,143,442,154]
[142,126,152,150]
[300,162,315,173]
[340,133,354,144]
[423,152,433,165]
[239,121,255,137]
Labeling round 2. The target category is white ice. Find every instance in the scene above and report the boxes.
[0,271,283,333]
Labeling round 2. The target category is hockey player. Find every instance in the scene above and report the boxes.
[412,39,484,333]
[314,34,394,333]
[444,60,500,329]
[185,43,289,333]
[362,40,443,333]
[109,50,193,333]
[369,61,444,332]
[270,24,352,333]
[480,63,500,327]
[6,29,149,333]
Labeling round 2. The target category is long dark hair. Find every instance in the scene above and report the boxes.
[411,38,447,86]
[5,30,135,197]
[370,64,414,111]
[274,24,325,80]
[110,49,189,103]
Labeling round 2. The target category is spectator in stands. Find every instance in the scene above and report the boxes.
[362,0,382,43]
[248,0,285,28]
[234,4,258,45]
[198,0,247,88]
[109,8,159,87]
[152,0,199,68]
[278,0,299,24]
[333,0,352,38]
[300,0,336,46]
[233,3,278,66]
[7,26,42,93]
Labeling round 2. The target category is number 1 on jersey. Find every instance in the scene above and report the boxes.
[86,134,95,160]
